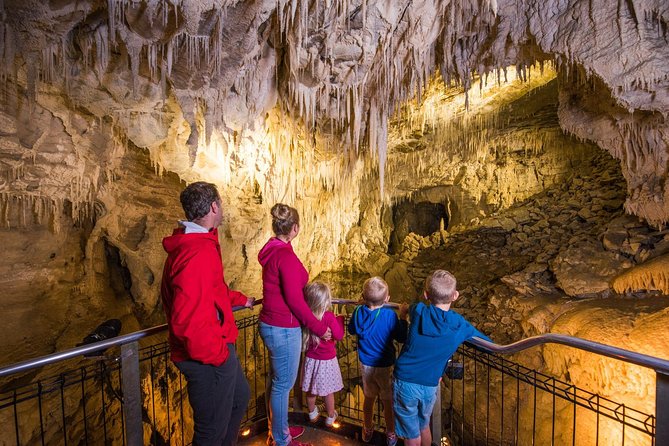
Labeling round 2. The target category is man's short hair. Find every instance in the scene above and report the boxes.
[362,276,389,306]
[180,182,220,221]
[425,270,457,304]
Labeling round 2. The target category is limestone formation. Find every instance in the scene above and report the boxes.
[612,252,669,294]
[1,1,668,246]
[0,2,668,443]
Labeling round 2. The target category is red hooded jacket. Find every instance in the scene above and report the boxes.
[161,227,248,366]
[258,237,328,336]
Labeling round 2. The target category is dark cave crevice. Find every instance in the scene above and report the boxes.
[388,199,449,254]
[104,239,134,301]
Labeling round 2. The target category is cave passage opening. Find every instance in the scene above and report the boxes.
[388,200,449,254]
[104,240,134,301]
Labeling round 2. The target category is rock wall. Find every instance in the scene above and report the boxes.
[395,146,669,446]
[345,68,600,277]
[1,4,669,446]
[1,1,667,242]
[0,0,668,404]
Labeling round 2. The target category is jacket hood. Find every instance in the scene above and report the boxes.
[162,227,218,254]
[351,306,382,338]
[258,237,291,266]
[417,303,463,337]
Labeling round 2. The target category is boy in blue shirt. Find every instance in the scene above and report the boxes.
[393,270,492,446]
[349,277,408,446]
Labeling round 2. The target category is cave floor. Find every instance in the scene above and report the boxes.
[239,424,379,445]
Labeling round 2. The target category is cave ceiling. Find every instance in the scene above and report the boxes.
[0,0,668,228]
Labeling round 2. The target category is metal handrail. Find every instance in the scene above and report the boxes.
[3,298,669,377]
[335,298,669,374]
[0,324,168,378]
[468,333,669,374]
[0,301,262,378]
[2,296,669,445]
[0,298,356,377]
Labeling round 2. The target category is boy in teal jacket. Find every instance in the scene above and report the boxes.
[393,270,492,446]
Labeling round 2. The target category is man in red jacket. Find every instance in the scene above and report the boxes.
[161,181,254,446]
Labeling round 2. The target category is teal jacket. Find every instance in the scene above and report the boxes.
[394,302,491,386]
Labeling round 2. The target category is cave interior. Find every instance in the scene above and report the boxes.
[0,0,668,443]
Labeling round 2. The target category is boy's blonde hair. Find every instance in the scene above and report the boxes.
[362,276,389,306]
[425,270,457,304]
[303,281,333,349]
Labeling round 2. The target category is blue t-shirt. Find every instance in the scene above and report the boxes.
[394,302,491,386]
[348,306,408,367]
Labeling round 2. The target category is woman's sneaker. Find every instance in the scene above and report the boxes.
[362,426,374,443]
[289,426,305,439]
[386,432,398,446]
[267,426,305,445]
[325,410,338,427]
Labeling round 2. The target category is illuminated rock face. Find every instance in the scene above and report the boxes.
[0,1,667,365]
[1,1,668,224]
[0,6,667,445]
[541,299,669,446]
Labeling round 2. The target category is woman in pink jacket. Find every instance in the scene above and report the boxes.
[258,203,331,446]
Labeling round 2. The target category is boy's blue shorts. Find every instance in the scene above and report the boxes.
[393,378,438,439]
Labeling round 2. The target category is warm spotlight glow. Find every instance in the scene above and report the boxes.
[331,421,341,429]
[241,428,251,436]
[165,107,366,274]
[391,64,558,156]
[384,64,563,210]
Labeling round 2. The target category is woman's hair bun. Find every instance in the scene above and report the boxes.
[270,203,299,236]
[271,203,290,222]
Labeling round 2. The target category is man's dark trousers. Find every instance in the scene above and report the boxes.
[176,344,250,446]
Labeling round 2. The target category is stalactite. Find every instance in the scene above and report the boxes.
[0,192,69,232]
[94,25,110,77]
[612,253,669,294]
[107,0,126,45]
[128,42,140,98]
[385,63,560,191]
[174,33,211,75]
[213,9,223,75]
[147,43,158,82]
[0,0,667,237]
[0,18,14,84]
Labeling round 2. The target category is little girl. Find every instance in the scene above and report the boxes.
[301,281,345,427]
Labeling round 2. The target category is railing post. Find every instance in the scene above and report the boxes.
[121,341,143,446]
[431,383,442,446]
[656,372,669,445]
